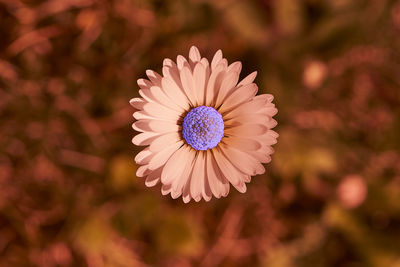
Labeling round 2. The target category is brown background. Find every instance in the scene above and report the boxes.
[1,0,400,266]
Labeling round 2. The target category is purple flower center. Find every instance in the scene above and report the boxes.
[182,106,224,151]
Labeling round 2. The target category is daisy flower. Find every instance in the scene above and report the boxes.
[130,46,278,203]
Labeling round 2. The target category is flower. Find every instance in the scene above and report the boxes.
[130,46,278,203]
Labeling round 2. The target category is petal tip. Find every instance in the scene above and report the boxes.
[137,78,145,86]
[189,45,199,51]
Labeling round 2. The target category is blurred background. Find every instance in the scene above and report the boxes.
[1,0,400,266]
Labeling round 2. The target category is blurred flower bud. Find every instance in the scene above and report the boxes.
[337,175,367,209]
[392,1,400,30]
[50,243,72,266]
[303,61,328,90]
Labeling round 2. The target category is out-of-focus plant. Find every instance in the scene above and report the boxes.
[0,0,400,266]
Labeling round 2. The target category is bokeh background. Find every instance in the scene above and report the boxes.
[1,0,400,266]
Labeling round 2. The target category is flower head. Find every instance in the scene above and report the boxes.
[130,46,278,202]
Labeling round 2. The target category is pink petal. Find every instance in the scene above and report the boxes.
[211,49,223,71]
[206,150,229,198]
[163,58,174,67]
[218,58,228,69]
[147,120,180,133]
[177,55,188,70]
[268,129,279,138]
[145,167,162,187]
[224,124,268,137]
[248,149,272,164]
[136,165,151,177]
[202,173,212,202]
[143,102,182,122]
[218,83,258,113]
[224,114,270,127]
[137,78,152,89]
[214,70,240,108]
[132,132,160,146]
[219,143,265,176]
[200,58,210,73]
[182,176,192,203]
[257,106,278,117]
[132,120,180,133]
[132,120,153,132]
[189,46,201,64]
[223,97,268,119]
[193,63,207,106]
[161,144,192,185]
[162,61,182,87]
[149,86,184,113]
[161,77,190,110]
[149,132,181,152]
[212,147,242,187]
[146,69,162,87]
[205,64,225,106]
[171,188,182,199]
[161,184,172,195]
[133,111,181,123]
[201,58,211,90]
[133,111,155,121]
[238,71,257,87]
[148,140,183,170]
[180,66,198,106]
[235,181,247,193]
[135,147,153,164]
[252,118,278,131]
[265,118,278,129]
[227,61,242,74]
[129,98,146,110]
[172,148,196,194]
[151,121,179,134]
[254,93,274,103]
[222,136,261,151]
[190,151,206,201]
[139,89,156,103]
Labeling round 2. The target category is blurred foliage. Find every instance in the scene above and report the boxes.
[1,0,400,266]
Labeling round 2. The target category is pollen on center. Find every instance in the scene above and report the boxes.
[182,106,224,151]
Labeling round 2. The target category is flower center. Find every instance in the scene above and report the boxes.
[182,106,224,151]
